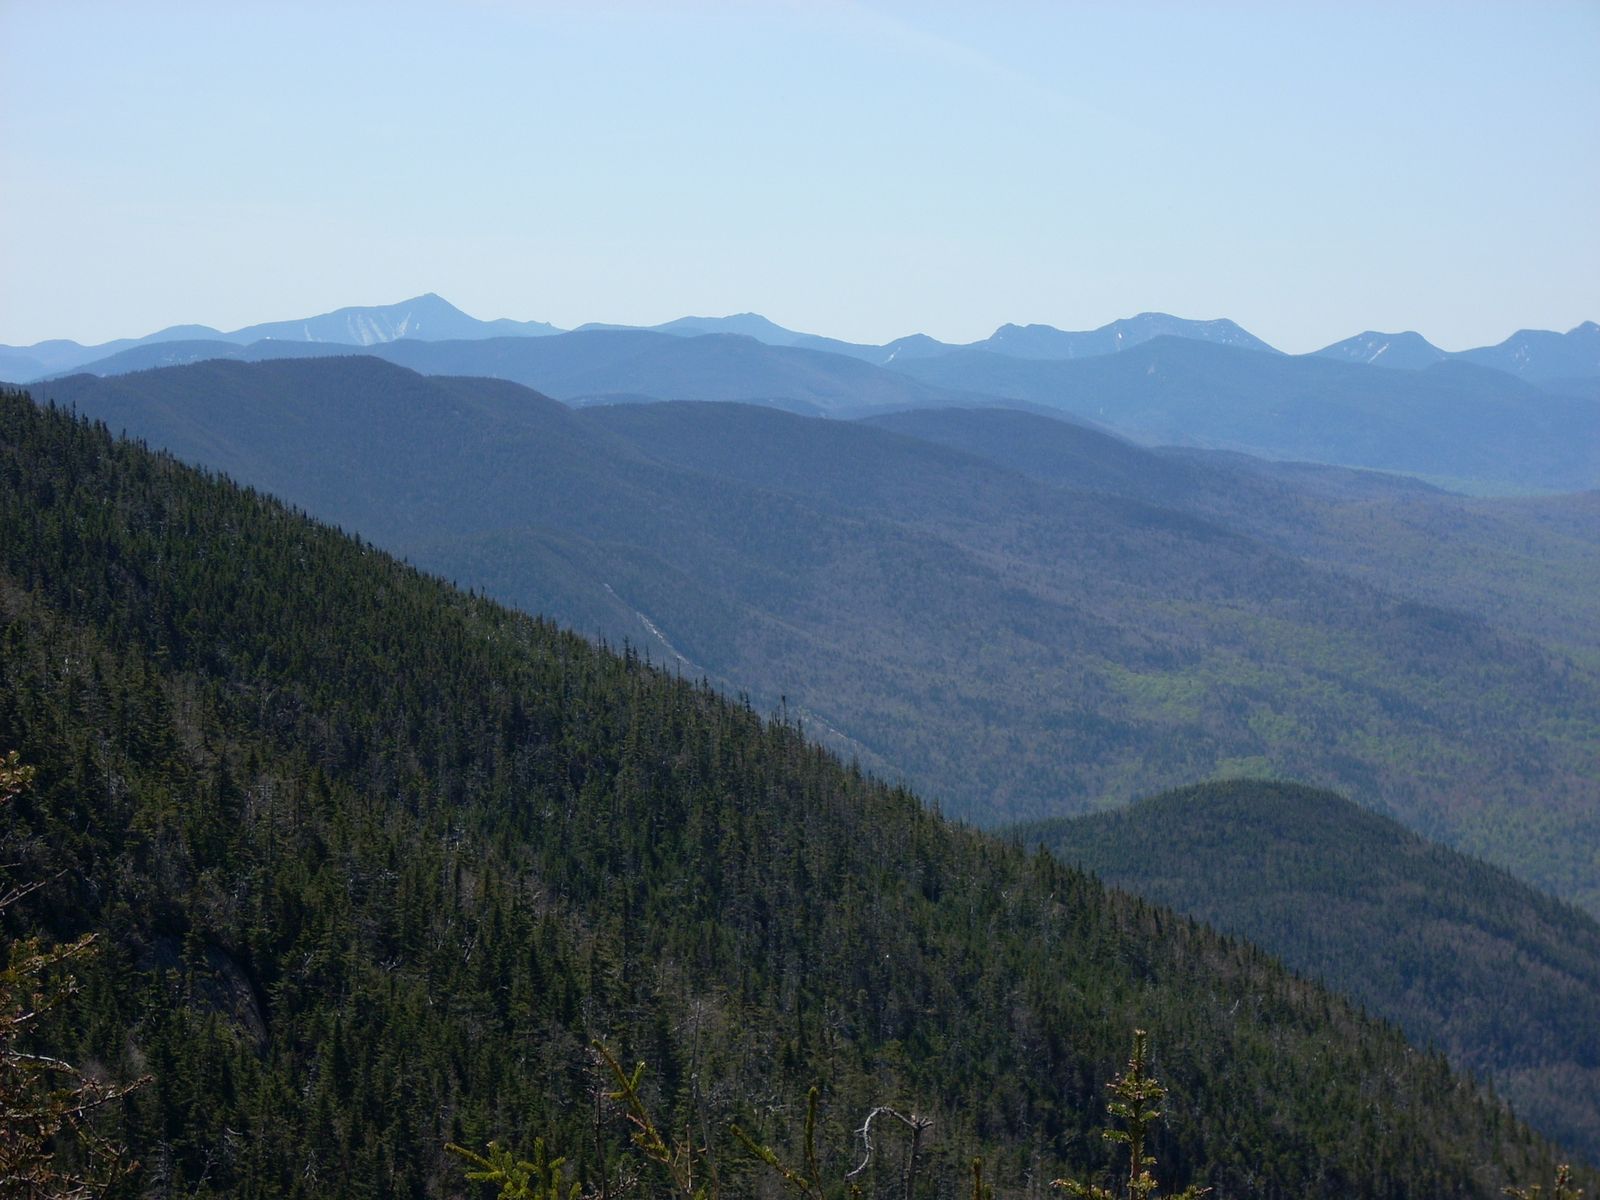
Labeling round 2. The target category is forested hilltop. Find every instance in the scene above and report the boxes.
[1016,781,1600,1164]
[0,386,1583,1196]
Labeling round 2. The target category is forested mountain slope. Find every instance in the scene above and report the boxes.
[1016,781,1600,1164]
[0,388,1579,1197]
[35,361,1600,912]
[864,407,1600,657]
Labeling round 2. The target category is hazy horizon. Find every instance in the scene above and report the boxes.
[3,1,1596,352]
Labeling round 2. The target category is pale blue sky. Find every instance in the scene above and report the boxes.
[3,1,1596,351]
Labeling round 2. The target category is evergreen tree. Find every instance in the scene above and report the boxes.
[1,750,144,1196]
[1053,1031,1208,1200]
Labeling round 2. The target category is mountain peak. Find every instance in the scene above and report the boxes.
[978,313,1278,360]
[218,294,561,348]
[1454,320,1600,382]
[1314,330,1447,369]
[652,313,811,346]
[406,291,459,310]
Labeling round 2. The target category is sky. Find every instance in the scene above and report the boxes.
[2,1,1597,353]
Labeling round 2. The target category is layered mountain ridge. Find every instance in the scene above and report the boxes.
[0,384,1585,1195]
[7,293,1596,387]
[34,358,1600,914]
[14,293,1597,493]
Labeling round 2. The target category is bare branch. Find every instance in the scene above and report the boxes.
[844,1105,931,1183]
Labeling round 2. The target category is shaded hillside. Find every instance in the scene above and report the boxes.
[1178,456,1600,661]
[888,336,1600,492]
[0,388,1577,1197]
[35,361,1600,912]
[1015,781,1600,1163]
[863,408,1600,657]
[0,325,232,379]
[54,329,981,415]
[376,331,975,413]
[31,337,356,379]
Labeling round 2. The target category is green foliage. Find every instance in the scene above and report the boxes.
[0,388,1586,1197]
[969,1157,993,1200]
[731,1088,833,1200]
[1507,1163,1585,1200]
[447,1139,581,1200]
[1052,1031,1208,1200]
[596,1043,716,1199]
[1016,779,1600,1163]
[1,751,145,1197]
[458,1036,1198,1200]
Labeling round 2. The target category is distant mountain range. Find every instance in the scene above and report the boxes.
[978,313,1278,359]
[1455,321,1600,383]
[0,293,560,379]
[4,292,1595,385]
[576,310,1282,365]
[890,338,1600,492]
[1313,322,1600,382]
[10,295,1598,493]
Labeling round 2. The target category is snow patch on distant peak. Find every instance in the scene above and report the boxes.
[343,312,411,346]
